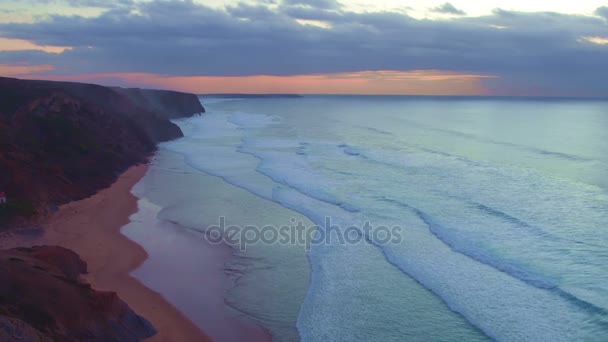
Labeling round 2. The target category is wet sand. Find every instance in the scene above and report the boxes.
[38,164,211,342]
[0,160,276,342]
[125,149,310,342]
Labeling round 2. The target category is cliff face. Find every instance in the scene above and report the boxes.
[0,77,205,227]
[0,246,156,341]
[114,87,206,120]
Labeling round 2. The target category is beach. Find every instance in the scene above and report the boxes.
[122,149,313,342]
[2,164,210,342]
[2,94,606,342]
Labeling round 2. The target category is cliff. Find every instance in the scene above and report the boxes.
[0,77,204,227]
[114,87,206,120]
[0,246,156,341]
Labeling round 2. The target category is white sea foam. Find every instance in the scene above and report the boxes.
[166,100,608,341]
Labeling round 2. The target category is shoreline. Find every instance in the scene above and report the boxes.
[14,164,211,342]
[123,151,274,342]
[123,148,310,341]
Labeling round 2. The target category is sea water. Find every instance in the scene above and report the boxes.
[135,96,608,341]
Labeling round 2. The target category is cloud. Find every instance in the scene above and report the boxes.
[431,2,466,16]
[580,36,608,45]
[280,5,341,21]
[282,0,341,10]
[0,0,607,96]
[13,70,496,95]
[0,37,71,53]
[0,62,54,76]
[595,6,608,20]
[17,0,134,8]
[226,3,277,19]
[52,0,131,6]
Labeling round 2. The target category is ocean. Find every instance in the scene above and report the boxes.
[124,96,608,341]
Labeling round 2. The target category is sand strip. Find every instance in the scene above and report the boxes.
[39,164,211,342]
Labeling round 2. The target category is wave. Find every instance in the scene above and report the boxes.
[276,188,607,341]
[335,140,486,170]
[238,147,362,214]
[397,118,595,162]
[377,196,608,319]
[339,144,362,156]
[356,125,393,135]
[228,111,280,128]
[169,113,363,218]
[169,109,608,341]
[472,202,603,248]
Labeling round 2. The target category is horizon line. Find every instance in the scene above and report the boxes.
[199,93,608,100]
[3,75,606,100]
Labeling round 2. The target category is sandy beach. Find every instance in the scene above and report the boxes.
[0,156,276,342]
[22,164,210,342]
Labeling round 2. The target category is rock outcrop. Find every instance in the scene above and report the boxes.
[0,246,157,341]
[0,77,204,227]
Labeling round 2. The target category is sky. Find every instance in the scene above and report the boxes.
[0,0,607,96]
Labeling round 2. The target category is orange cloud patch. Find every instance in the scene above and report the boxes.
[15,70,497,95]
[0,37,72,53]
[580,36,608,45]
[0,63,55,76]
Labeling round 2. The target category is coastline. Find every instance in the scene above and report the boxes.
[122,150,275,342]
[0,77,213,340]
[123,148,310,342]
[22,164,210,342]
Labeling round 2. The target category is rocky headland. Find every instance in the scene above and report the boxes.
[0,77,207,341]
[0,77,204,227]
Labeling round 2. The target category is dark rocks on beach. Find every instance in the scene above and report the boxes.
[0,315,52,342]
[0,246,157,341]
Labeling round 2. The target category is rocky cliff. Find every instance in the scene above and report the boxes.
[114,87,206,120]
[0,77,204,227]
[0,246,157,341]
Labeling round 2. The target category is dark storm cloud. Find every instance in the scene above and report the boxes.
[1,0,608,96]
[431,3,466,16]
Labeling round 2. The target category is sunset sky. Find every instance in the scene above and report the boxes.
[1,0,607,96]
